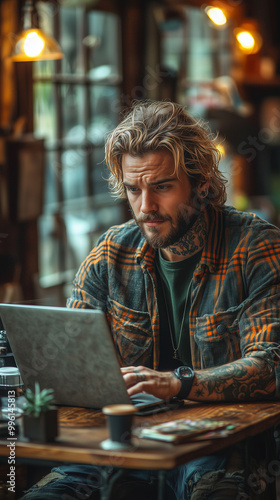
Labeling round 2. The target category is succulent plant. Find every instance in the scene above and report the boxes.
[24,382,55,418]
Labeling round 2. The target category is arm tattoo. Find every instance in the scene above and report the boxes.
[191,356,275,402]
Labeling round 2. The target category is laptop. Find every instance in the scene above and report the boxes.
[0,304,183,414]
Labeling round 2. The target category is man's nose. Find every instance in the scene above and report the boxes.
[140,191,158,213]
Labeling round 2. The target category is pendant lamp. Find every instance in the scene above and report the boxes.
[12,0,63,62]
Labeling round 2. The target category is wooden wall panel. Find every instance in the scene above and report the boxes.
[0,0,19,130]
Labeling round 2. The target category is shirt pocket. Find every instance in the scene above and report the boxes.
[194,310,241,368]
[106,297,153,367]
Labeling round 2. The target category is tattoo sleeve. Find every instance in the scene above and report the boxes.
[189,356,276,402]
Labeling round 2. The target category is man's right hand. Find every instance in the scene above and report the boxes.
[121,365,182,400]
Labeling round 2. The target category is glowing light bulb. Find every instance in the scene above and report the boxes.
[236,30,255,50]
[23,31,45,58]
[205,7,227,26]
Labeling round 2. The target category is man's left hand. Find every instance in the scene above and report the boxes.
[121,365,181,400]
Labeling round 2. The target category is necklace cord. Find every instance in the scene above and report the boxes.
[161,279,192,359]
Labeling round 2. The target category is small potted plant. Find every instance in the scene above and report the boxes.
[23,382,58,442]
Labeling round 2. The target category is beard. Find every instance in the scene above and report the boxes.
[131,202,200,249]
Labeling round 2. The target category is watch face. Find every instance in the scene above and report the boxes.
[178,366,192,379]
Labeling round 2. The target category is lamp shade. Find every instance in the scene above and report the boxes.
[12,29,64,61]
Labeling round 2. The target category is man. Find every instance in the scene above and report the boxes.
[22,100,280,499]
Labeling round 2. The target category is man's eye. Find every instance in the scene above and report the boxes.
[157,184,169,190]
[127,186,139,193]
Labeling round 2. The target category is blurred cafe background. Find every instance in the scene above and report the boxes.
[1,0,280,308]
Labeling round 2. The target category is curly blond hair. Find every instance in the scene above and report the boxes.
[105,100,227,209]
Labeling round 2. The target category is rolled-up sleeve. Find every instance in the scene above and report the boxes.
[66,235,109,311]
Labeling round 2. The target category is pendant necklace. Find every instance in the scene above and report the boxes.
[161,280,192,359]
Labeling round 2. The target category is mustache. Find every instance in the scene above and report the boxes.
[137,213,172,223]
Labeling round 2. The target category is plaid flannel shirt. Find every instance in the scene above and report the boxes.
[67,205,280,397]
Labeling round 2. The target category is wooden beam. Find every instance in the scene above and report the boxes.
[0,0,19,130]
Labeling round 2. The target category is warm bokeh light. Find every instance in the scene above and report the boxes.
[234,26,262,54]
[23,31,45,58]
[216,143,226,158]
[236,31,255,50]
[205,7,227,26]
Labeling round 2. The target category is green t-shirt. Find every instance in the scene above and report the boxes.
[156,249,202,370]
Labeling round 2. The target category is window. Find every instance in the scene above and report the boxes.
[159,6,232,110]
[33,3,123,288]
[158,5,238,205]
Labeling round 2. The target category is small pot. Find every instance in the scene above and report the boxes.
[23,406,58,442]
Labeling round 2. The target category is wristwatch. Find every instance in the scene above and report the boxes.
[173,366,194,400]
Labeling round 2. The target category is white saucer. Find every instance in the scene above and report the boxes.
[100,439,132,450]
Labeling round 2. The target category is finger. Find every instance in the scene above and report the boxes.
[134,372,147,383]
[121,366,136,374]
[120,365,144,373]
[123,370,147,388]
[121,365,147,375]
[127,380,154,397]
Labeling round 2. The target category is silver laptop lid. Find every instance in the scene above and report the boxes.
[0,304,131,409]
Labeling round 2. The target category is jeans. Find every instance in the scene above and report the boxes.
[20,448,244,500]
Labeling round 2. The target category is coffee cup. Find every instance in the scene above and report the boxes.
[101,404,137,450]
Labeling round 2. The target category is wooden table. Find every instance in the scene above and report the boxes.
[1,400,280,499]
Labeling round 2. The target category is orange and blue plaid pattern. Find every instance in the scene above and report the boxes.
[67,206,280,397]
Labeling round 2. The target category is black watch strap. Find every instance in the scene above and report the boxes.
[173,366,194,400]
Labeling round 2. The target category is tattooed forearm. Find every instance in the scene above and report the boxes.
[189,356,276,402]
